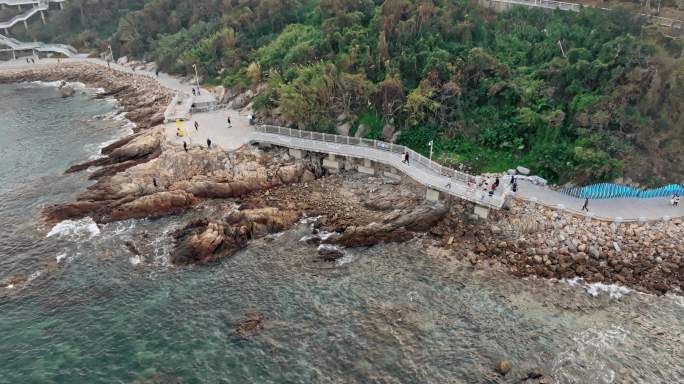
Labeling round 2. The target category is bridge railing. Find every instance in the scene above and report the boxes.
[255,125,507,208]
[488,0,581,12]
[257,125,474,183]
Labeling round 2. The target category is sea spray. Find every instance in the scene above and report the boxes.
[47,217,100,240]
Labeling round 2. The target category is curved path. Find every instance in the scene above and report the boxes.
[2,57,682,221]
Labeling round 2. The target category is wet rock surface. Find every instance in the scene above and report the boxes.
[170,208,299,265]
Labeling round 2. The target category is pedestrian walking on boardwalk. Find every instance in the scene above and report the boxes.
[155,68,160,77]
[194,121,199,131]
[494,177,500,189]
[153,178,158,188]
[510,175,516,185]
[192,88,196,97]
[227,116,231,128]
[581,198,589,212]
[402,152,409,165]
[672,194,680,207]
[183,141,188,152]
[207,138,212,149]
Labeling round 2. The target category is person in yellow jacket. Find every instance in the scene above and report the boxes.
[175,119,184,137]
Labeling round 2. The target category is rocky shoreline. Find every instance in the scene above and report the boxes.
[1,63,682,297]
[0,62,171,131]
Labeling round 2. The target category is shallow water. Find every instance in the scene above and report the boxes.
[1,84,683,383]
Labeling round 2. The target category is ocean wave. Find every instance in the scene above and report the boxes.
[30,80,86,89]
[552,326,626,383]
[564,277,632,299]
[56,253,67,263]
[129,255,142,265]
[47,217,100,240]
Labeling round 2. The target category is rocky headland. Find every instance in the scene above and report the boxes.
[2,62,682,297]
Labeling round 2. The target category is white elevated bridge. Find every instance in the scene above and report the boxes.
[249,125,507,211]
[0,0,80,58]
[0,0,65,33]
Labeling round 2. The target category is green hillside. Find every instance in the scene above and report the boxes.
[21,0,684,185]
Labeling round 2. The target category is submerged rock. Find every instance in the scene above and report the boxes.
[60,86,75,98]
[235,313,265,338]
[317,244,345,261]
[495,360,511,375]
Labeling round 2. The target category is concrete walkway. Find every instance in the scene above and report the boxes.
[3,57,682,221]
[514,179,684,222]
[0,57,249,150]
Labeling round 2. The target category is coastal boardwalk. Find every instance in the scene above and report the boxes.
[2,57,683,222]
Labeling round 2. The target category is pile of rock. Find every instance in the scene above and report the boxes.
[435,199,684,295]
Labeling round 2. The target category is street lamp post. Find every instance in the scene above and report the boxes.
[192,63,200,95]
[107,45,114,62]
[428,140,434,170]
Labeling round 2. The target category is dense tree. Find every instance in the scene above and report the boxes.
[24,0,684,184]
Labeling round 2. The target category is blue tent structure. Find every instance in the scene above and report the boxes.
[561,183,684,199]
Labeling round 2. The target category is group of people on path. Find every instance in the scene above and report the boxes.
[177,119,213,151]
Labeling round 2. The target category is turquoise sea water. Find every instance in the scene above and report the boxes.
[1,83,683,383]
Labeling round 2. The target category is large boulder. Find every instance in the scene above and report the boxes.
[328,203,448,248]
[382,123,395,141]
[171,220,230,265]
[170,208,299,265]
[516,166,531,175]
[108,191,197,222]
[336,122,351,136]
[109,129,161,161]
[355,123,369,138]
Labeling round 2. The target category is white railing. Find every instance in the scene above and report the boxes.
[253,125,506,209]
[489,0,581,12]
[0,0,51,29]
[258,125,474,183]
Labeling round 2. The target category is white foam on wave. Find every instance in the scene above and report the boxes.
[31,80,63,87]
[56,253,67,263]
[552,326,625,383]
[47,217,100,240]
[299,215,322,224]
[129,255,142,265]
[336,252,355,266]
[30,80,86,89]
[563,277,631,299]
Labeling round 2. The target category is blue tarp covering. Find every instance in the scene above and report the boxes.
[562,183,684,199]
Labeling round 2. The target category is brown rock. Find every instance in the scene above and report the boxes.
[109,191,197,222]
[495,360,511,375]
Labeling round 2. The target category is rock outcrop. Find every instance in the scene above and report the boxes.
[329,203,448,247]
[170,208,299,265]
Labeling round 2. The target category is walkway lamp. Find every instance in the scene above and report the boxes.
[107,45,114,62]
